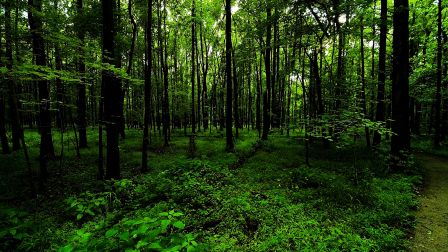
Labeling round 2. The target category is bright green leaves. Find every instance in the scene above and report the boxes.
[60,209,198,251]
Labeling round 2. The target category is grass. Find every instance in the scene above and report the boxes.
[0,128,421,251]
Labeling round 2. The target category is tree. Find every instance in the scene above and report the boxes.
[434,0,443,148]
[28,0,55,183]
[5,0,21,151]
[225,0,234,152]
[102,0,121,179]
[77,0,88,148]
[142,0,153,172]
[262,3,272,141]
[373,0,387,146]
[391,0,410,160]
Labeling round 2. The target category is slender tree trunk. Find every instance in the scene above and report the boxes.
[434,0,443,148]
[232,49,239,138]
[225,0,234,151]
[77,0,87,148]
[162,0,169,147]
[360,17,371,147]
[256,48,262,137]
[142,0,153,172]
[5,2,21,151]
[191,0,196,135]
[262,5,272,140]
[373,0,387,146]
[0,97,10,154]
[391,0,410,160]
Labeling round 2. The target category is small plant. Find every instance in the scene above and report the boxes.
[59,210,200,251]
[0,208,33,249]
[65,191,111,221]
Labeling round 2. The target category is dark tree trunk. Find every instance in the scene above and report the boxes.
[373,0,387,146]
[102,0,120,179]
[262,5,272,141]
[434,0,443,148]
[191,0,196,135]
[77,0,87,148]
[0,96,10,154]
[200,21,209,130]
[256,49,262,137]
[162,0,169,147]
[142,0,153,172]
[28,0,55,183]
[335,0,344,111]
[360,17,371,147]
[391,0,410,159]
[232,49,239,138]
[225,0,234,151]
[5,1,21,151]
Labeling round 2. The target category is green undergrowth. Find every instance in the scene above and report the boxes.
[0,129,420,251]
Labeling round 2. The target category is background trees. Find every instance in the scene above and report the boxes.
[1,0,447,179]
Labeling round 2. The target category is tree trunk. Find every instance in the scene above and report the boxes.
[262,5,272,140]
[102,0,120,179]
[77,0,87,148]
[142,0,153,172]
[162,0,169,147]
[434,0,443,148]
[5,1,21,152]
[28,0,55,183]
[225,0,234,151]
[391,0,410,159]
[360,17,371,147]
[373,0,387,146]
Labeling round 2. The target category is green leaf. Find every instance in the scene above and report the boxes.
[173,221,185,230]
[58,244,74,252]
[76,213,83,220]
[159,212,169,217]
[161,219,171,230]
[148,242,162,249]
[10,229,17,236]
[172,212,184,217]
[105,228,118,238]
[119,231,130,241]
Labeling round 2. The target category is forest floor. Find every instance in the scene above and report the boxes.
[411,154,448,252]
[0,129,423,251]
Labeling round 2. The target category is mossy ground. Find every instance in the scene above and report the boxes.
[0,128,422,251]
[410,154,448,252]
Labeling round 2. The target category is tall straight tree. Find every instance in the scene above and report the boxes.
[262,3,272,141]
[191,0,196,135]
[162,0,170,147]
[373,0,387,146]
[5,0,21,151]
[28,0,55,182]
[142,0,153,172]
[391,0,410,159]
[77,0,87,148]
[434,0,443,148]
[102,0,120,179]
[225,0,234,152]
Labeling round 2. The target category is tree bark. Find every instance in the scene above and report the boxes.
[262,4,272,140]
[28,0,55,183]
[142,0,153,172]
[434,0,443,148]
[225,0,234,151]
[77,0,87,148]
[102,0,120,179]
[391,0,410,159]
[373,0,387,146]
